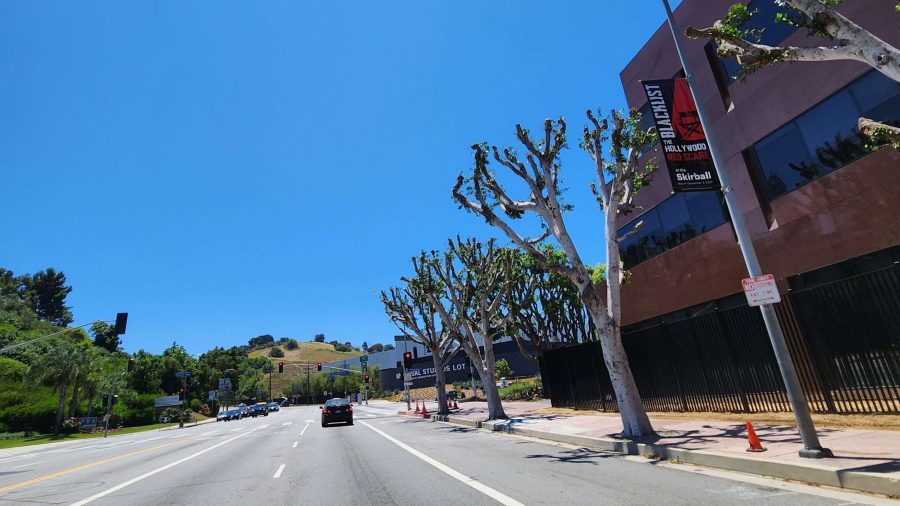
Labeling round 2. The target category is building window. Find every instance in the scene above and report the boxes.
[750,70,900,201]
[618,191,728,269]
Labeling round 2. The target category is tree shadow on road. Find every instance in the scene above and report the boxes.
[524,447,617,465]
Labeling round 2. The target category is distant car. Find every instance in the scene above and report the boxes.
[267,402,280,412]
[321,398,352,427]
[160,415,172,423]
[216,410,228,422]
[280,400,291,407]
[248,402,269,417]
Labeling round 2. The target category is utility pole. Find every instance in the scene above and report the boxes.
[268,363,273,403]
[660,0,830,458]
[307,364,311,405]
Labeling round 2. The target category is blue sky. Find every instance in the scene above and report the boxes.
[2,1,677,355]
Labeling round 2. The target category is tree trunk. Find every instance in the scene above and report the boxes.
[68,380,80,418]
[433,353,449,415]
[481,338,508,420]
[54,380,68,437]
[588,305,654,437]
[85,387,96,417]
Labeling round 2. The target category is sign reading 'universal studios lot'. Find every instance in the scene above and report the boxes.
[641,78,720,192]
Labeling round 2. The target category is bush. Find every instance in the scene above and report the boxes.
[0,381,58,432]
[494,358,513,379]
[498,380,542,401]
[284,339,299,350]
[116,393,158,426]
[269,347,284,358]
[61,418,80,434]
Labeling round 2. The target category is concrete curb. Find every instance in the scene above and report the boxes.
[430,414,899,497]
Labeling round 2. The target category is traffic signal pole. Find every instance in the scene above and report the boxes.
[661,0,830,458]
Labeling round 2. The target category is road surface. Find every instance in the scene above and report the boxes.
[0,402,892,505]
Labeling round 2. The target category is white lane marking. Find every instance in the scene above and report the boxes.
[169,433,190,439]
[68,428,260,506]
[299,421,311,437]
[360,421,524,506]
[281,422,292,426]
[230,428,242,432]
[292,442,298,448]
[12,460,43,469]
[273,464,285,479]
[304,419,314,423]
[258,424,270,429]
[138,436,165,443]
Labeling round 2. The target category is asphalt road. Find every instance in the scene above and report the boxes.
[0,402,893,505]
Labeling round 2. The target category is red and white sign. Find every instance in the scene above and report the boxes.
[742,274,781,306]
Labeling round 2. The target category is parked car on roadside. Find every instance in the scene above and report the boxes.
[267,402,280,412]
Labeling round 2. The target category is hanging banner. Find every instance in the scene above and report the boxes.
[640,78,720,192]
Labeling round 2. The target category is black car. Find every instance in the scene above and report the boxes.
[248,403,269,417]
[321,398,353,426]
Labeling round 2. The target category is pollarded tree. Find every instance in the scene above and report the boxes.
[686,0,900,147]
[382,251,461,415]
[425,238,514,421]
[507,247,597,366]
[453,111,658,436]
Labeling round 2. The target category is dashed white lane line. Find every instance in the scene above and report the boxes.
[68,428,260,506]
[258,424,270,429]
[169,433,190,439]
[299,421,311,437]
[292,442,298,448]
[272,464,285,479]
[360,421,525,506]
[281,422,292,426]
[12,460,43,469]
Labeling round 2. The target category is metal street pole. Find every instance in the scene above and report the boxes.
[403,337,411,411]
[661,0,831,458]
[268,365,273,403]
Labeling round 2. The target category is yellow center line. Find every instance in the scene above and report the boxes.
[0,438,188,494]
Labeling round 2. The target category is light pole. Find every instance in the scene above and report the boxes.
[660,0,830,458]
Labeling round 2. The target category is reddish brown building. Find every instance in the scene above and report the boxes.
[617,0,900,325]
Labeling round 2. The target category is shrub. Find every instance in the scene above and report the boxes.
[61,418,80,433]
[498,380,543,401]
[284,339,299,350]
[269,347,284,358]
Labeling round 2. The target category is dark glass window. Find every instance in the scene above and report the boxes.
[617,192,727,269]
[751,71,900,200]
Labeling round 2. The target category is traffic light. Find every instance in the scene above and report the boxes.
[278,362,284,374]
[113,312,128,335]
[364,373,369,383]
[403,351,412,368]
[317,362,322,371]
[178,387,185,401]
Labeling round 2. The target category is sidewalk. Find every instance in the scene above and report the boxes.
[407,399,900,497]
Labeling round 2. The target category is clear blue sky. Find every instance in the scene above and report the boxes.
[2,1,678,355]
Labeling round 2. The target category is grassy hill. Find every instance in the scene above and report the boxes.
[248,342,364,397]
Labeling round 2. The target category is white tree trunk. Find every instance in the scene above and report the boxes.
[433,353,450,415]
[480,336,508,420]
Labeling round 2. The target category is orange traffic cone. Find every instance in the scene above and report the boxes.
[746,421,766,452]
[421,403,428,417]
[415,401,420,413]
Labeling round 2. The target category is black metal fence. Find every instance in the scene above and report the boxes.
[543,259,900,414]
